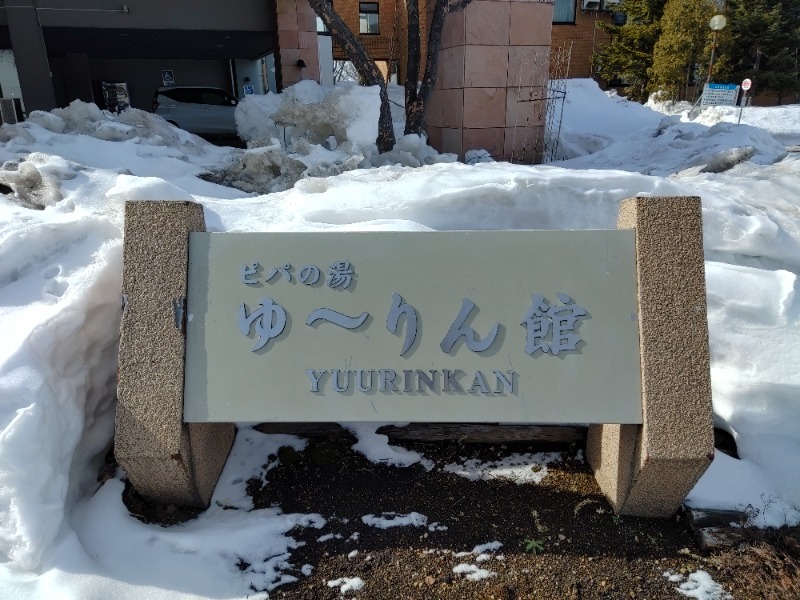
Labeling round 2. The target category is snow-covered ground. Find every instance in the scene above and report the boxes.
[0,78,798,598]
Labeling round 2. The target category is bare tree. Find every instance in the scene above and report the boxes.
[307,0,475,152]
[333,60,360,83]
[307,0,395,152]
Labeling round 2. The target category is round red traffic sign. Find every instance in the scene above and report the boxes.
[741,78,752,91]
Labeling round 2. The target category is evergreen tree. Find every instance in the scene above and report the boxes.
[719,0,800,101]
[648,0,716,101]
[595,0,667,102]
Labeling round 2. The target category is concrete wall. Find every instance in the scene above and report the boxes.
[0,49,23,110]
[235,59,268,97]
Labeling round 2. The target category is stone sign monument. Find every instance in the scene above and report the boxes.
[115,197,713,517]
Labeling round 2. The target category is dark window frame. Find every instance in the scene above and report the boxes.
[552,0,577,24]
[359,2,380,35]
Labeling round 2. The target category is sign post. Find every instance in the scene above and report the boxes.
[115,197,714,518]
[184,231,642,424]
[161,69,175,87]
[738,78,752,124]
[701,83,739,108]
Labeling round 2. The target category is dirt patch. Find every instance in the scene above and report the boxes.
[245,435,796,599]
[118,434,799,598]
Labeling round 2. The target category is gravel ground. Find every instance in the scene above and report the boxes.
[122,434,799,599]
[244,436,799,600]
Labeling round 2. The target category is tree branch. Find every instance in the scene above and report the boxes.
[307,0,385,86]
[306,0,396,152]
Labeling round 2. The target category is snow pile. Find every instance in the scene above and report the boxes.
[551,79,663,161]
[326,576,365,594]
[443,452,563,484]
[24,101,211,152]
[225,81,453,193]
[664,570,733,600]
[0,206,122,569]
[344,423,433,469]
[361,512,428,529]
[76,430,328,595]
[558,114,788,176]
[452,563,496,582]
[452,542,503,582]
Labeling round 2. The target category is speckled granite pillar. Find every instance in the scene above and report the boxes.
[116,200,234,508]
[588,196,714,517]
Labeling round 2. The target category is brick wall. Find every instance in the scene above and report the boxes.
[331,0,427,83]
[550,7,613,79]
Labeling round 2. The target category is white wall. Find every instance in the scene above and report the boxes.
[234,58,266,97]
[0,50,24,111]
[318,36,333,87]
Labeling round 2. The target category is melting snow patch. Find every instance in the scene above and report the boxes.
[443,452,562,484]
[327,577,365,594]
[428,522,448,532]
[342,423,434,469]
[453,563,496,582]
[455,541,503,557]
[301,564,314,576]
[347,550,358,559]
[664,570,733,600]
[317,533,343,542]
[361,512,428,529]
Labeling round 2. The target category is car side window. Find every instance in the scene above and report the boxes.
[200,90,229,106]
[162,88,201,104]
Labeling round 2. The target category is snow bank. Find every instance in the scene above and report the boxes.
[0,75,798,598]
[226,81,453,193]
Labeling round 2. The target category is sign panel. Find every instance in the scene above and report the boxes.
[161,70,175,87]
[701,83,739,107]
[184,231,642,424]
[741,78,752,91]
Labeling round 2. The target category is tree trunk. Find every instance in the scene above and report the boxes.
[307,0,396,152]
[404,0,422,133]
[404,0,474,136]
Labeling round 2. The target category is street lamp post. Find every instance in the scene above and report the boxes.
[707,14,727,84]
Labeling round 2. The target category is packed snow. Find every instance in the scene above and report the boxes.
[0,77,798,598]
[664,570,733,600]
[443,452,563,484]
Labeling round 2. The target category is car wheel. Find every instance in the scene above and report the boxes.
[167,120,180,129]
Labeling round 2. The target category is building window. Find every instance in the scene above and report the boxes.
[359,3,380,34]
[552,0,576,23]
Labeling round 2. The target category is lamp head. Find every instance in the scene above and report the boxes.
[709,15,727,31]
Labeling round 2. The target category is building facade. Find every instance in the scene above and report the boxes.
[549,0,615,80]
[0,0,277,114]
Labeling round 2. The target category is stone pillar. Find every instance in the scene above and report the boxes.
[587,197,714,517]
[277,0,321,88]
[116,201,235,508]
[426,0,552,162]
[6,0,57,112]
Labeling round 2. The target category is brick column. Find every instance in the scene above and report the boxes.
[427,0,552,163]
[277,0,321,88]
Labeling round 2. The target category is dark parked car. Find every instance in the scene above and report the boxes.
[151,86,238,135]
